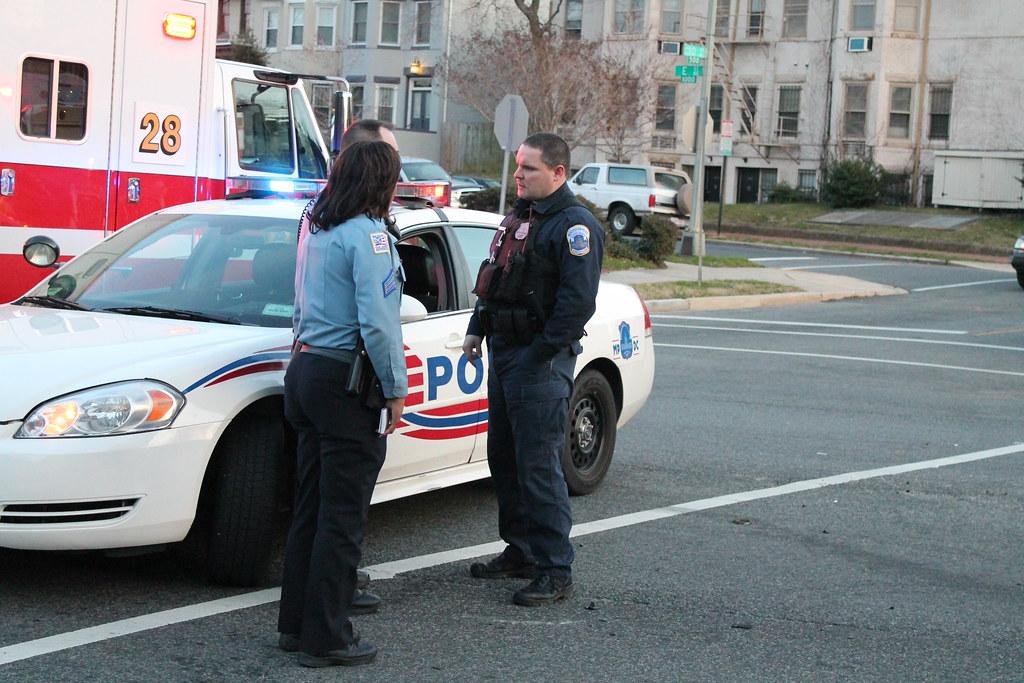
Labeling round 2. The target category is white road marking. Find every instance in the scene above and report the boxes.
[748,257,818,262]
[783,262,890,270]
[654,342,1024,377]
[3,442,1023,665]
[912,278,1015,292]
[653,323,1024,353]
[651,315,968,335]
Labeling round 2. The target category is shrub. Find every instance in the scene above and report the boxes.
[636,214,676,263]
[767,182,804,204]
[820,158,882,208]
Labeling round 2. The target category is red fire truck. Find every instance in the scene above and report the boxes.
[1,0,342,302]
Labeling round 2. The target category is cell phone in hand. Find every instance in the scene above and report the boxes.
[377,407,390,436]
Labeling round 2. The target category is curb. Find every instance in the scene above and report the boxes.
[644,286,906,313]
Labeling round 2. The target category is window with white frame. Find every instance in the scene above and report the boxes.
[709,85,723,133]
[566,0,583,38]
[317,5,336,47]
[843,83,868,139]
[380,1,400,45]
[351,1,367,43]
[715,0,730,37]
[655,84,676,131]
[782,0,807,38]
[850,0,875,30]
[777,86,800,137]
[661,0,682,34]
[613,0,644,34]
[414,1,431,45]
[894,0,919,32]
[928,84,951,140]
[748,0,764,37]
[351,85,364,120]
[407,78,431,130]
[759,169,777,200]
[377,85,396,123]
[265,8,279,48]
[312,83,333,129]
[289,4,304,46]
[888,85,912,138]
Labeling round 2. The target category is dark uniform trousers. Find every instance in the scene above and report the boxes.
[486,336,576,577]
[278,351,385,653]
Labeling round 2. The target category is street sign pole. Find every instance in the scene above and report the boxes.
[682,0,718,285]
[718,119,732,236]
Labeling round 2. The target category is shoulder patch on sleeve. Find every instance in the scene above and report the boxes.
[567,224,591,256]
[369,231,390,254]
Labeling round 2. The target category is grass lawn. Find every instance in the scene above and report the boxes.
[663,254,763,267]
[632,280,799,299]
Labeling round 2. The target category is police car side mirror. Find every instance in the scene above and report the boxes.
[400,294,428,323]
[23,235,60,269]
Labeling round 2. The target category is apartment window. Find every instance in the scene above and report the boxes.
[312,83,333,129]
[777,86,800,137]
[265,8,279,48]
[613,0,645,34]
[760,169,778,200]
[377,85,396,123]
[709,85,723,133]
[289,4,304,46]
[888,85,912,138]
[351,85,364,120]
[19,57,88,140]
[843,83,868,139]
[566,0,583,38]
[928,85,951,140]
[407,78,431,131]
[741,86,758,134]
[414,1,432,45]
[351,1,367,43]
[655,84,676,131]
[782,0,807,38]
[894,0,919,32]
[850,0,875,30]
[748,0,764,37]
[380,1,400,45]
[715,0,730,37]
[661,0,682,34]
[317,5,336,46]
[798,169,817,193]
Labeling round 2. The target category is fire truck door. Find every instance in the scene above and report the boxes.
[109,0,208,230]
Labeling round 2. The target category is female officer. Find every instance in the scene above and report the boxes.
[277,140,407,668]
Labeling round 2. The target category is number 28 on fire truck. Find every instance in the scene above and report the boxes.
[0,0,349,302]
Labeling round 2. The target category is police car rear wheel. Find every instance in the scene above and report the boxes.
[564,370,617,496]
[205,414,284,586]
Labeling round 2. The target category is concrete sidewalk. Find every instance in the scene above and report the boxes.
[602,261,906,312]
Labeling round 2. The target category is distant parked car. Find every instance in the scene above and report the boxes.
[568,163,692,236]
[450,176,484,208]
[398,157,452,207]
[1011,235,1024,288]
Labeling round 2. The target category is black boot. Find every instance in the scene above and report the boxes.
[512,574,574,606]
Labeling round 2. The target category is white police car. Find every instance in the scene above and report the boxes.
[1,200,654,585]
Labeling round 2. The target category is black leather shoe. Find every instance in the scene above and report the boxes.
[298,641,378,668]
[357,569,370,589]
[470,549,537,579]
[278,632,300,653]
[512,574,574,606]
[350,589,381,615]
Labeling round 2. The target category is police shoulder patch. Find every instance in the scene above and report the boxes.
[369,231,390,254]
[566,224,591,256]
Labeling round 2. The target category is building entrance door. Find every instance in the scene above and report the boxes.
[737,168,760,203]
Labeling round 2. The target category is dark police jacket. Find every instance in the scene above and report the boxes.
[467,182,603,360]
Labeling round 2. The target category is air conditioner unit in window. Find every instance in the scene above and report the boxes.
[659,41,681,55]
[847,36,873,52]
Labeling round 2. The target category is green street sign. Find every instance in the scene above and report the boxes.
[674,65,704,78]
[683,43,706,58]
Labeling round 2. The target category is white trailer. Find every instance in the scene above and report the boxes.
[932,151,1024,210]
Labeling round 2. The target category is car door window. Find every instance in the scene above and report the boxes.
[577,166,599,185]
[397,230,455,314]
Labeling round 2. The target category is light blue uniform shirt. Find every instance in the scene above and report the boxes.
[293,213,408,399]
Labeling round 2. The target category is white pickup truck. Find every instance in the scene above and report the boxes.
[568,163,692,236]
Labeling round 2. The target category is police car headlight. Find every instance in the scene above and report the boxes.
[15,381,185,438]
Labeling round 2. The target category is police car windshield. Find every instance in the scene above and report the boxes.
[24,213,298,328]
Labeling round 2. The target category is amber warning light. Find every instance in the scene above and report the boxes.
[164,13,197,39]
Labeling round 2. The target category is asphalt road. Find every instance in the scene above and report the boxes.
[2,251,1022,681]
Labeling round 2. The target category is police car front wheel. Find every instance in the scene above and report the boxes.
[563,370,617,496]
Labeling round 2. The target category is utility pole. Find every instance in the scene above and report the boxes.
[677,0,718,285]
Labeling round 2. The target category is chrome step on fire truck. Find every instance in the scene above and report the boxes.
[1,0,347,302]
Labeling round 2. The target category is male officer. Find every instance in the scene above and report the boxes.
[462,132,603,606]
